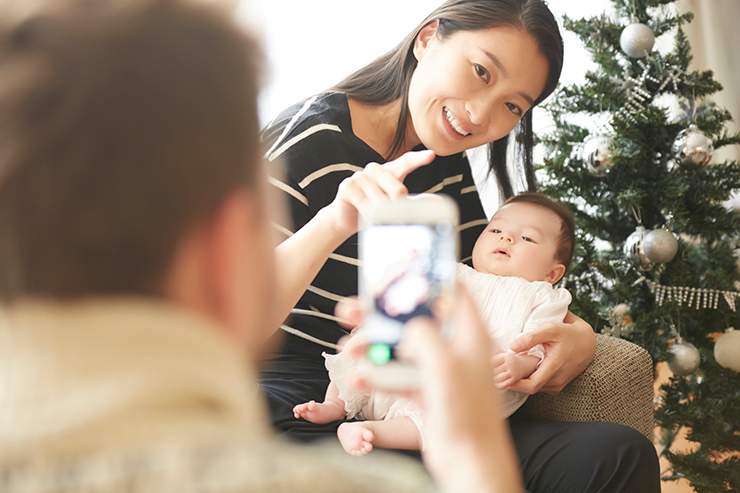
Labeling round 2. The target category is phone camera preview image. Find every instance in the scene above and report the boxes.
[361,221,456,366]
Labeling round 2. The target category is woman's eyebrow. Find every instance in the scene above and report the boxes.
[481,49,536,107]
[482,49,508,77]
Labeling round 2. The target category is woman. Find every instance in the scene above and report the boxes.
[261,0,660,491]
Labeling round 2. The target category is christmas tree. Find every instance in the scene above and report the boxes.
[538,0,740,491]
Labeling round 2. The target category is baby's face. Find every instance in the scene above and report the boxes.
[472,202,564,283]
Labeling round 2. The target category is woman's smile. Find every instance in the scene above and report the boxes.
[443,107,470,137]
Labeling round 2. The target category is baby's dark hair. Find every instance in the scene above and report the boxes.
[502,192,576,271]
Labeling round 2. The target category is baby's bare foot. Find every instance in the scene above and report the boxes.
[293,400,345,424]
[337,422,375,457]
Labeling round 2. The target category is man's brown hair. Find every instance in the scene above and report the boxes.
[502,191,576,271]
[0,0,262,300]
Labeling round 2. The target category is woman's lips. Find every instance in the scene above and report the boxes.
[443,107,470,138]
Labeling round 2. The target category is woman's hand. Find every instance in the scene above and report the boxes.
[271,150,435,330]
[323,150,436,238]
[506,311,596,395]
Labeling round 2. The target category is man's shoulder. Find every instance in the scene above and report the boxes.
[0,436,434,492]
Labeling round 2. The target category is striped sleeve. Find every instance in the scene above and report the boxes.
[260,94,377,354]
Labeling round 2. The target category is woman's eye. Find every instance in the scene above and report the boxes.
[474,64,490,82]
[506,102,522,117]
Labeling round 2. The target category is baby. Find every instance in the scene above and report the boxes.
[293,192,575,456]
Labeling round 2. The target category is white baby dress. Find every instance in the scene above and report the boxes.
[323,263,572,442]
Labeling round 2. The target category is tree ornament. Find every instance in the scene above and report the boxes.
[672,124,714,165]
[623,225,652,269]
[609,303,633,336]
[642,228,679,264]
[614,60,660,124]
[581,134,616,176]
[619,16,655,58]
[714,328,740,372]
[667,339,701,376]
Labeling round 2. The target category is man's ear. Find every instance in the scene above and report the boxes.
[545,263,566,284]
[163,190,256,336]
[413,19,440,62]
[203,190,259,333]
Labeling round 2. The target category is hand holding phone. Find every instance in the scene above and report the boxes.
[358,194,459,389]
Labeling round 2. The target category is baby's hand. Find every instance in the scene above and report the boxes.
[492,351,539,389]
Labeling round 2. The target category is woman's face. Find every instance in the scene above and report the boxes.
[407,23,549,156]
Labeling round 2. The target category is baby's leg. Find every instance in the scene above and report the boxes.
[337,416,421,457]
[293,381,346,424]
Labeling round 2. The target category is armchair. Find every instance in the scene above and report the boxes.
[521,334,655,441]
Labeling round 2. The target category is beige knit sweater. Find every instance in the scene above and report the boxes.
[0,298,432,492]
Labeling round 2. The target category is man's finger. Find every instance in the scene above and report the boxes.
[453,283,499,358]
[334,297,362,329]
[397,317,446,366]
[384,149,436,181]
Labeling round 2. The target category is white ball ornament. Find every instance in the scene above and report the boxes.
[620,17,655,58]
[581,135,616,176]
[714,328,740,372]
[667,340,701,376]
[672,124,714,165]
[642,229,679,264]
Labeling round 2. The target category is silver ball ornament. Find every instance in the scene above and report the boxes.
[623,226,652,269]
[642,229,679,264]
[667,341,701,376]
[581,135,616,176]
[714,329,740,372]
[620,18,655,58]
[672,124,714,165]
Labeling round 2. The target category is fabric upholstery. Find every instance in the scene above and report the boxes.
[522,334,655,441]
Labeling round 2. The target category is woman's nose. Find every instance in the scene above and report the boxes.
[465,98,494,127]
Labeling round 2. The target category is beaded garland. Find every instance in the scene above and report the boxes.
[633,276,739,311]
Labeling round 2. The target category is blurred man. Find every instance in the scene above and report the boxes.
[0,1,521,491]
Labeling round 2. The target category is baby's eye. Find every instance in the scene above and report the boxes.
[474,64,490,83]
[522,236,534,243]
[506,102,522,117]
[491,228,501,234]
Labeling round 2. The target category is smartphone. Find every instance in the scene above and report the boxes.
[358,194,459,389]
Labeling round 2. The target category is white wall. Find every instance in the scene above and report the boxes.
[241,0,613,124]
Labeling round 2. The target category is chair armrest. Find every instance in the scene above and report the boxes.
[521,334,654,441]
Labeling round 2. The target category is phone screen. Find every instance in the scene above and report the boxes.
[360,220,457,365]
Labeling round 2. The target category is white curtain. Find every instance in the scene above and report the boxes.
[681,0,740,165]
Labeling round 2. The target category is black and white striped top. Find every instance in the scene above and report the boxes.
[262,92,488,361]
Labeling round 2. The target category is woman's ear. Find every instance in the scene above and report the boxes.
[413,19,440,62]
